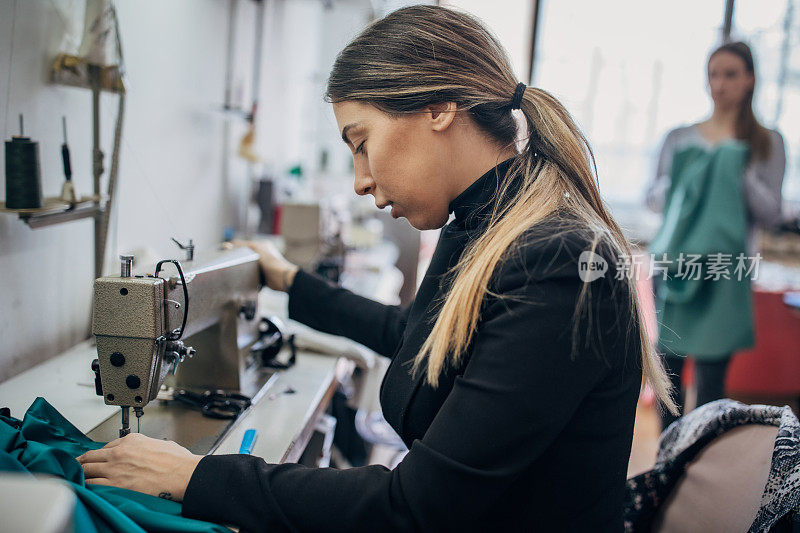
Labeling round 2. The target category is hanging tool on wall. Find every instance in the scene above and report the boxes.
[59,117,77,206]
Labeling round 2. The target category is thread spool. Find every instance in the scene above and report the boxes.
[5,114,43,209]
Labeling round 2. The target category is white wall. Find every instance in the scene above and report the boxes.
[0,0,258,381]
[0,0,387,382]
[440,0,534,82]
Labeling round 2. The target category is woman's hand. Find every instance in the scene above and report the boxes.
[233,239,299,292]
[77,433,203,502]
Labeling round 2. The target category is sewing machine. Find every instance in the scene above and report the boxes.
[89,243,281,447]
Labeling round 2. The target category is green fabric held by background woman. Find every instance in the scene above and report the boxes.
[650,140,754,360]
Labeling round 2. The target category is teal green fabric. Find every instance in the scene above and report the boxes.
[650,142,755,360]
[0,398,230,533]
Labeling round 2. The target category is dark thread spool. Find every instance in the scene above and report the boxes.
[5,136,43,209]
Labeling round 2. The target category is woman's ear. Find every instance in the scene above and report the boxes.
[746,72,755,93]
[427,102,458,132]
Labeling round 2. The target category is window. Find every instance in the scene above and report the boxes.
[531,1,800,206]
[732,0,800,202]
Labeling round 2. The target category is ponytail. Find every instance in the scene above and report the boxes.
[413,86,677,414]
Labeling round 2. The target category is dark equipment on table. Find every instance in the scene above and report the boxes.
[172,389,252,419]
[252,316,297,370]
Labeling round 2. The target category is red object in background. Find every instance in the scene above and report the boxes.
[727,289,800,395]
[634,252,800,396]
[273,205,283,235]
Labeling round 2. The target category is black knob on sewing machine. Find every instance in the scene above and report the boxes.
[90,359,103,397]
[109,352,125,367]
[125,375,141,390]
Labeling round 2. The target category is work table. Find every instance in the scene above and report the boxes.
[0,336,350,463]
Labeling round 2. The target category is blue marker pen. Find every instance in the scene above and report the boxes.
[239,429,258,455]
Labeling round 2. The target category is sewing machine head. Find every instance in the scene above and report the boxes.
[91,243,262,436]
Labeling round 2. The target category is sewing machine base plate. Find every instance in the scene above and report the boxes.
[87,368,279,454]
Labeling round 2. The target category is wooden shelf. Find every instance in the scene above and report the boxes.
[1,195,105,229]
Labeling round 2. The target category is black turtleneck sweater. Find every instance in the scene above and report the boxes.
[183,158,643,532]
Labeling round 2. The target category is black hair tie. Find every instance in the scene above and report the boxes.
[510,82,527,110]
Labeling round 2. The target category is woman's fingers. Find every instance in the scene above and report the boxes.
[81,461,110,479]
[76,447,111,464]
[76,435,127,463]
[84,478,112,486]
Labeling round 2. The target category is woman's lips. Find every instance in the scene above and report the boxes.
[375,200,402,219]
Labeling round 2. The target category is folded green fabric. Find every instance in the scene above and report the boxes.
[0,397,230,533]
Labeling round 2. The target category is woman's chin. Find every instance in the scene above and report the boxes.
[405,212,449,231]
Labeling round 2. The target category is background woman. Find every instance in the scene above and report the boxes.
[646,42,786,431]
[79,6,675,531]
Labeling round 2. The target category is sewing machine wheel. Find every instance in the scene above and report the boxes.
[254,316,284,365]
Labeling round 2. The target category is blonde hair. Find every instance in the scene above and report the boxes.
[326,5,677,414]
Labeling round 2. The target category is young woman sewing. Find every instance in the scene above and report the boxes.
[79,6,675,531]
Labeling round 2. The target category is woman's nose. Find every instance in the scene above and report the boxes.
[354,169,375,196]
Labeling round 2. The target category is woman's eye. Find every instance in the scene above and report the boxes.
[355,141,366,155]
